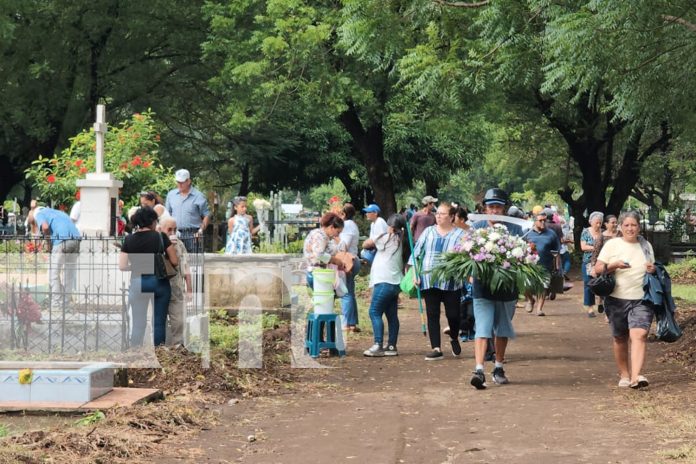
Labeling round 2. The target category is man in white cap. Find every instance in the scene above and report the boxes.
[165,169,210,252]
[410,195,437,242]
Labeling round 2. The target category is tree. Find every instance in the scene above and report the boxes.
[0,0,209,203]
[203,0,487,216]
[395,0,685,228]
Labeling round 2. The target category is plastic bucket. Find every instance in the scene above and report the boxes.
[312,291,335,314]
[312,269,335,293]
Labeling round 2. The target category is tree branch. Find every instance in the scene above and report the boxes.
[433,0,490,7]
[663,15,696,33]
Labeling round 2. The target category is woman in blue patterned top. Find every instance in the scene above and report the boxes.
[580,211,604,317]
[409,202,466,361]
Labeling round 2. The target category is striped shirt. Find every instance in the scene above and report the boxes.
[409,226,465,291]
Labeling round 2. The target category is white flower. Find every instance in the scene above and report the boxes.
[489,231,501,242]
[511,247,524,258]
[484,241,495,252]
[463,241,474,252]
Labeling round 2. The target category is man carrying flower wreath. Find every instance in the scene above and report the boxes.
[467,188,525,388]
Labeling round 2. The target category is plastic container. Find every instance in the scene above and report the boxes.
[312,291,336,314]
[312,268,336,293]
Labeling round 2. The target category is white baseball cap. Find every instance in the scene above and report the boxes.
[175,169,190,182]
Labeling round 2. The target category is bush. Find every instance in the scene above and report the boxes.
[25,110,172,209]
[666,257,696,284]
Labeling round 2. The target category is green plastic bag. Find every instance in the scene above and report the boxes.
[400,266,418,298]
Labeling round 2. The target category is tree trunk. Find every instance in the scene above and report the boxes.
[337,170,365,209]
[238,163,250,196]
[339,102,397,217]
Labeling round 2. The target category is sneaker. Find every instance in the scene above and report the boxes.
[630,375,649,389]
[425,349,443,361]
[450,338,462,357]
[536,310,546,317]
[443,326,451,335]
[524,298,534,313]
[384,345,398,356]
[618,378,631,388]
[470,369,487,390]
[363,344,385,357]
[492,366,509,385]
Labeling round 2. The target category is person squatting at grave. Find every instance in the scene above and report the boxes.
[165,169,210,252]
[409,202,466,361]
[119,207,177,347]
[27,207,81,311]
[225,196,258,255]
[470,188,524,389]
[159,216,192,347]
[363,214,408,357]
[595,211,656,389]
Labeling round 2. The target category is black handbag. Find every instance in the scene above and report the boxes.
[655,308,682,343]
[588,263,615,297]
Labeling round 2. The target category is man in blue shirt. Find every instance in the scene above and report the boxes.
[165,169,210,252]
[30,207,81,310]
[524,212,561,317]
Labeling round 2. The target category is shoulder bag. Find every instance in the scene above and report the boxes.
[155,232,178,280]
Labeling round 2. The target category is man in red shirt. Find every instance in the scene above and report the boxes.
[410,195,437,241]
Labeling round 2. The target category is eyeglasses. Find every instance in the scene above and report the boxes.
[435,212,449,216]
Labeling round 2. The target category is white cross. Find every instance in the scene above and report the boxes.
[94,104,107,174]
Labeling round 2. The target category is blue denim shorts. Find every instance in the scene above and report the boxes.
[473,298,517,339]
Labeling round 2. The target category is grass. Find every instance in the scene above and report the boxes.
[0,423,8,438]
[672,284,696,304]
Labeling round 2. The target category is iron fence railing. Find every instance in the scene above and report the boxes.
[0,234,204,356]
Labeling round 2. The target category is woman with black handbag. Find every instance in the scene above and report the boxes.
[595,211,656,389]
[119,207,178,347]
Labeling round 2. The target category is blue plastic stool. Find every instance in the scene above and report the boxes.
[305,313,346,358]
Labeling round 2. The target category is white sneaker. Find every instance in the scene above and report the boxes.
[618,378,631,388]
[363,344,385,357]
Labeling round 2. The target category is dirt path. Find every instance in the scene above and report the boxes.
[155,284,687,463]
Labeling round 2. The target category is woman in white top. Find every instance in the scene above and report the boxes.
[595,211,656,389]
[339,203,361,331]
[363,214,407,357]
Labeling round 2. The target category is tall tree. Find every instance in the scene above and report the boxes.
[203,0,486,216]
[0,0,209,202]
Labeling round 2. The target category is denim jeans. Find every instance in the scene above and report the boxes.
[340,258,361,327]
[581,261,595,307]
[129,275,171,347]
[561,252,571,275]
[368,283,400,346]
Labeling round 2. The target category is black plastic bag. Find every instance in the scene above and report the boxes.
[656,308,682,343]
[549,270,565,295]
[588,264,615,297]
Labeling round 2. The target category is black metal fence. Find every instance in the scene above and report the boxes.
[0,234,204,356]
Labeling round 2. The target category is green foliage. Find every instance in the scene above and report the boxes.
[0,423,8,438]
[25,111,172,208]
[74,410,105,427]
[671,284,696,304]
[666,257,696,285]
[666,208,689,243]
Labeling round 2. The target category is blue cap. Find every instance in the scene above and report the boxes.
[362,204,381,213]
